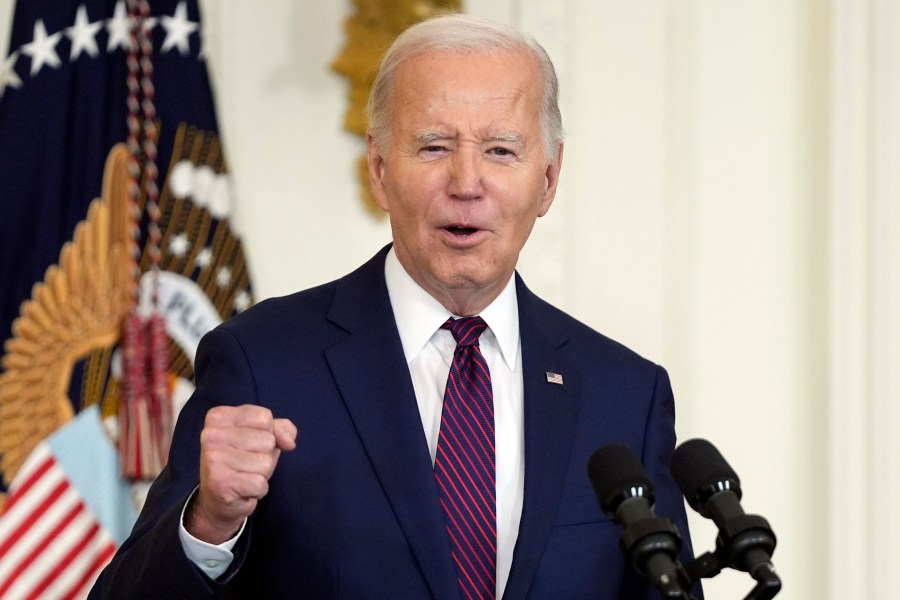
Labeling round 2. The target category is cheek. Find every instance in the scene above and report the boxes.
[391,171,443,211]
[499,201,544,246]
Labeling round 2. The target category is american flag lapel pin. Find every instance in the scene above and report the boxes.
[545,371,564,385]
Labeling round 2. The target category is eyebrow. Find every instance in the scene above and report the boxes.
[413,130,524,145]
[488,132,523,146]
[415,130,452,145]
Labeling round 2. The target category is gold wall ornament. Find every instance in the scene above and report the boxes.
[332,0,462,216]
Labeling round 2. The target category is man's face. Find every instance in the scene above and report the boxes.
[368,49,563,315]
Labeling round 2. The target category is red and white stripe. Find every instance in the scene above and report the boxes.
[0,444,116,600]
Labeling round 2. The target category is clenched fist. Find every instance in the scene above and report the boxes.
[185,405,297,544]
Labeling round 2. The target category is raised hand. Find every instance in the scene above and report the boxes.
[185,405,297,544]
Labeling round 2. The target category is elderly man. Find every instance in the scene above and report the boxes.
[91,13,699,600]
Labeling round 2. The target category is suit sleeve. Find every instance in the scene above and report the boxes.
[621,365,704,600]
[88,327,258,599]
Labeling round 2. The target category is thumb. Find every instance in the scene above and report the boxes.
[273,418,298,451]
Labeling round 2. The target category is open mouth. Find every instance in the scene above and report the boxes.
[445,226,479,236]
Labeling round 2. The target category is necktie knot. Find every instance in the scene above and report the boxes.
[442,316,488,348]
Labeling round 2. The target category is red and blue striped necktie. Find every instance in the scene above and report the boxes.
[434,316,496,600]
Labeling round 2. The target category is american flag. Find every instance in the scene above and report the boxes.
[0,408,131,599]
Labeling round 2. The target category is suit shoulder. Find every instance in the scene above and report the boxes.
[221,279,338,334]
[218,246,389,337]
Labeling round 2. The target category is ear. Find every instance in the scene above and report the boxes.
[366,134,390,212]
[538,143,564,217]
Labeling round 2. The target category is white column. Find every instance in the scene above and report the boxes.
[663,2,829,598]
[828,0,900,597]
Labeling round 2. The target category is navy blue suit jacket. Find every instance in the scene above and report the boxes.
[91,246,700,599]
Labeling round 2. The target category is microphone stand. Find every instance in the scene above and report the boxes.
[677,512,782,600]
[621,520,697,599]
[613,498,697,599]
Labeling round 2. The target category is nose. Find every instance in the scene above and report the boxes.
[446,148,483,201]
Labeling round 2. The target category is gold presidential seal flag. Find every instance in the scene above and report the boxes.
[0,1,253,596]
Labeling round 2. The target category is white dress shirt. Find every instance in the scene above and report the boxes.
[180,248,526,597]
[384,249,524,598]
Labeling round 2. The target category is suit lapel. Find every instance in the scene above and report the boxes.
[503,278,580,599]
[324,248,460,600]
[323,253,578,599]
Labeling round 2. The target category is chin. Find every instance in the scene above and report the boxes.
[426,254,504,291]
[441,271,497,293]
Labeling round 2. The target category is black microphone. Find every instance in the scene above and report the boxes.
[588,444,690,599]
[670,439,781,597]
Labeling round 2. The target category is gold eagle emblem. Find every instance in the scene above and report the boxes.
[0,145,134,508]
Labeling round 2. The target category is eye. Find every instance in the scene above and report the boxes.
[488,147,516,158]
[419,144,449,159]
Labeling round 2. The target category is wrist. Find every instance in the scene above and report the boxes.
[184,491,242,545]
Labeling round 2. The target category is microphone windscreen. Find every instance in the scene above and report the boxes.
[669,438,739,499]
[587,444,652,514]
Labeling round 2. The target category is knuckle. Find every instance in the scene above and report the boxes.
[205,405,229,426]
[253,475,270,499]
[199,427,217,446]
[203,446,225,464]
[263,453,278,474]
[255,407,275,430]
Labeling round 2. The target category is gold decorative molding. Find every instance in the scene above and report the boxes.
[332,0,462,216]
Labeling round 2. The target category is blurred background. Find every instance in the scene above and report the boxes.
[2,1,897,598]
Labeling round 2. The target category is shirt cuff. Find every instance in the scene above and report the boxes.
[178,488,247,580]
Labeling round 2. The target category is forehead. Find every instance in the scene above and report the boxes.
[390,49,542,130]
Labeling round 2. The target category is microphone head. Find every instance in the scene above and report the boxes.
[587,444,655,519]
[669,438,742,516]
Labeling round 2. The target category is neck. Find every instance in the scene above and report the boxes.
[435,290,497,318]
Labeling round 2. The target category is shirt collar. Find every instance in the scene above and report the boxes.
[384,247,520,370]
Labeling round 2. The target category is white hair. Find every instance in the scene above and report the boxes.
[365,13,564,162]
